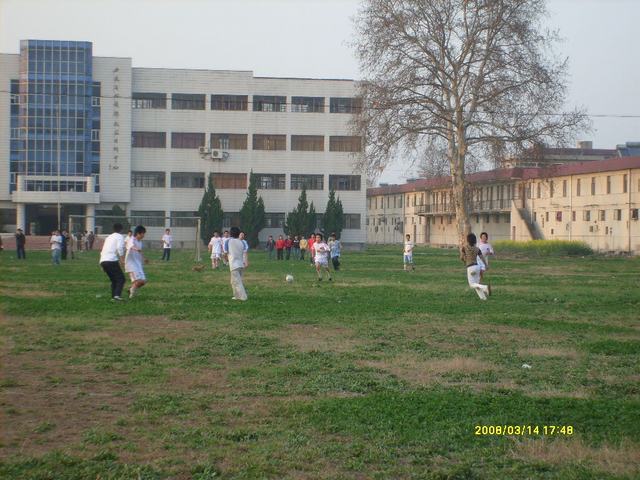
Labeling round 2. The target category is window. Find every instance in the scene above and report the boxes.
[264,213,285,228]
[583,210,591,221]
[563,180,567,197]
[211,133,248,150]
[606,176,611,194]
[536,183,541,198]
[212,173,247,189]
[171,132,205,149]
[171,172,205,189]
[10,128,21,139]
[291,96,324,113]
[211,94,248,111]
[632,209,639,221]
[329,175,361,191]
[253,134,286,150]
[253,95,286,112]
[132,131,166,148]
[330,97,362,113]
[256,173,285,190]
[131,171,165,188]
[599,210,606,221]
[591,177,596,195]
[91,129,100,141]
[223,212,241,229]
[615,209,622,221]
[170,211,199,227]
[291,174,323,190]
[623,174,628,193]
[329,136,362,152]
[572,211,576,221]
[576,179,581,196]
[91,96,100,107]
[343,214,361,229]
[545,212,549,222]
[556,211,562,222]
[399,196,403,207]
[132,92,166,109]
[10,93,19,105]
[172,93,205,110]
[130,210,165,227]
[291,135,324,151]
[550,181,554,198]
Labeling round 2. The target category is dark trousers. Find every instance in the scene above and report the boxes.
[162,248,171,261]
[285,247,291,260]
[16,246,25,259]
[332,256,340,271]
[276,249,284,260]
[61,246,68,260]
[101,261,125,299]
[300,249,305,261]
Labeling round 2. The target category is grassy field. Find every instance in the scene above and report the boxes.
[1,246,639,479]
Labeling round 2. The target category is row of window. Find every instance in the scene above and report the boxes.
[534,208,637,223]
[131,172,361,191]
[531,175,630,199]
[123,210,361,230]
[132,94,361,113]
[131,132,362,152]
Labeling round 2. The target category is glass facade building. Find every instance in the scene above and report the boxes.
[10,40,99,192]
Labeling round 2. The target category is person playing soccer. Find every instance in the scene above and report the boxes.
[403,234,415,271]
[125,225,148,299]
[227,227,248,301]
[312,233,332,281]
[161,228,173,261]
[477,232,495,280]
[99,223,126,301]
[208,231,223,269]
[460,233,491,300]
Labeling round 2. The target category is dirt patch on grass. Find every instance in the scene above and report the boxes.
[269,324,363,353]
[512,437,640,477]
[359,354,496,385]
[0,288,62,298]
[518,347,580,359]
[71,316,201,345]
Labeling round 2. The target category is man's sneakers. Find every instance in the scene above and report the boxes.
[111,296,124,302]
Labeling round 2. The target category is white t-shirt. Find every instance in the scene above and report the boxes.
[162,234,173,249]
[125,238,144,273]
[227,237,245,271]
[479,242,494,257]
[209,236,223,255]
[313,241,330,263]
[404,241,414,255]
[99,232,125,263]
[50,235,62,250]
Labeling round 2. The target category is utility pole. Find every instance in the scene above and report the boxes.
[57,89,61,230]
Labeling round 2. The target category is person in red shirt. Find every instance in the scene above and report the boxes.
[275,235,285,260]
[308,234,315,265]
[284,235,293,260]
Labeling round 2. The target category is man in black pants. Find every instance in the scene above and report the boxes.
[99,223,126,301]
[15,229,26,259]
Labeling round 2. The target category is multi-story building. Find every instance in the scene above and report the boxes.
[367,155,640,253]
[0,40,366,246]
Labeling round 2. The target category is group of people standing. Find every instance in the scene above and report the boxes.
[265,233,342,272]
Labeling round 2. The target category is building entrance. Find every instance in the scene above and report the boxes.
[25,204,84,235]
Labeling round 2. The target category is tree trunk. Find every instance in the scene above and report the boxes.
[451,149,471,249]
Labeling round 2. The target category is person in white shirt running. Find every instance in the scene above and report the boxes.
[125,225,148,299]
[99,223,126,301]
[208,231,223,269]
[312,233,332,281]
[161,228,173,261]
[477,231,495,280]
[50,230,63,265]
[227,227,248,301]
[403,234,415,271]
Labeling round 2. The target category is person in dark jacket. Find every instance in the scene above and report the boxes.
[15,229,26,259]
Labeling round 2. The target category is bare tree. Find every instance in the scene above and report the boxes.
[354,0,589,244]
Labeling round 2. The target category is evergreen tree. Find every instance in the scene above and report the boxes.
[239,172,266,247]
[284,188,309,237]
[322,189,344,238]
[197,173,224,244]
[307,201,317,235]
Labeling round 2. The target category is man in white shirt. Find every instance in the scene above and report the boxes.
[312,233,332,282]
[50,230,62,265]
[161,228,173,261]
[99,223,126,301]
[227,227,248,301]
[126,225,148,299]
[208,231,223,269]
[478,231,495,279]
[403,234,415,271]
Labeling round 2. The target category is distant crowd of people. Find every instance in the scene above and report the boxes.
[47,229,96,264]
[264,233,342,273]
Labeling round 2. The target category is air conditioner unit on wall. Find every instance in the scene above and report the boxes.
[199,146,210,155]
[210,150,229,160]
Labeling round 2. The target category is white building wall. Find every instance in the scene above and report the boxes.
[0,54,19,204]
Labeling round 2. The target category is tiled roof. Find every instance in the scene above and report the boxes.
[367,156,640,196]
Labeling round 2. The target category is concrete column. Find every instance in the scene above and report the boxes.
[16,203,26,231]
[85,204,95,233]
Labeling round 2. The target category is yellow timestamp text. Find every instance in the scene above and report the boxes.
[474,425,574,436]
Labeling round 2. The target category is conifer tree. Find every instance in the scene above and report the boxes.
[239,172,266,247]
[322,189,344,238]
[197,173,224,244]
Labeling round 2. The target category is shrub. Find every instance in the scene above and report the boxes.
[492,240,593,257]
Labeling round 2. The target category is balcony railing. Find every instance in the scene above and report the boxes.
[416,199,512,215]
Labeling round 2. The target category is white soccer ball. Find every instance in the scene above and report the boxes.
[285,274,294,283]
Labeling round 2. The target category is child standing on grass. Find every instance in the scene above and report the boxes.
[460,233,490,300]
[161,228,173,261]
[208,231,223,269]
[126,225,148,299]
[312,233,332,281]
[403,234,415,271]
[228,227,248,301]
[477,232,495,280]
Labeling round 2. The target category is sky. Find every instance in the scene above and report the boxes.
[1,0,639,185]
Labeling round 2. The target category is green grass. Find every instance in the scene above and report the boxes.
[1,246,639,479]
[493,240,594,256]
